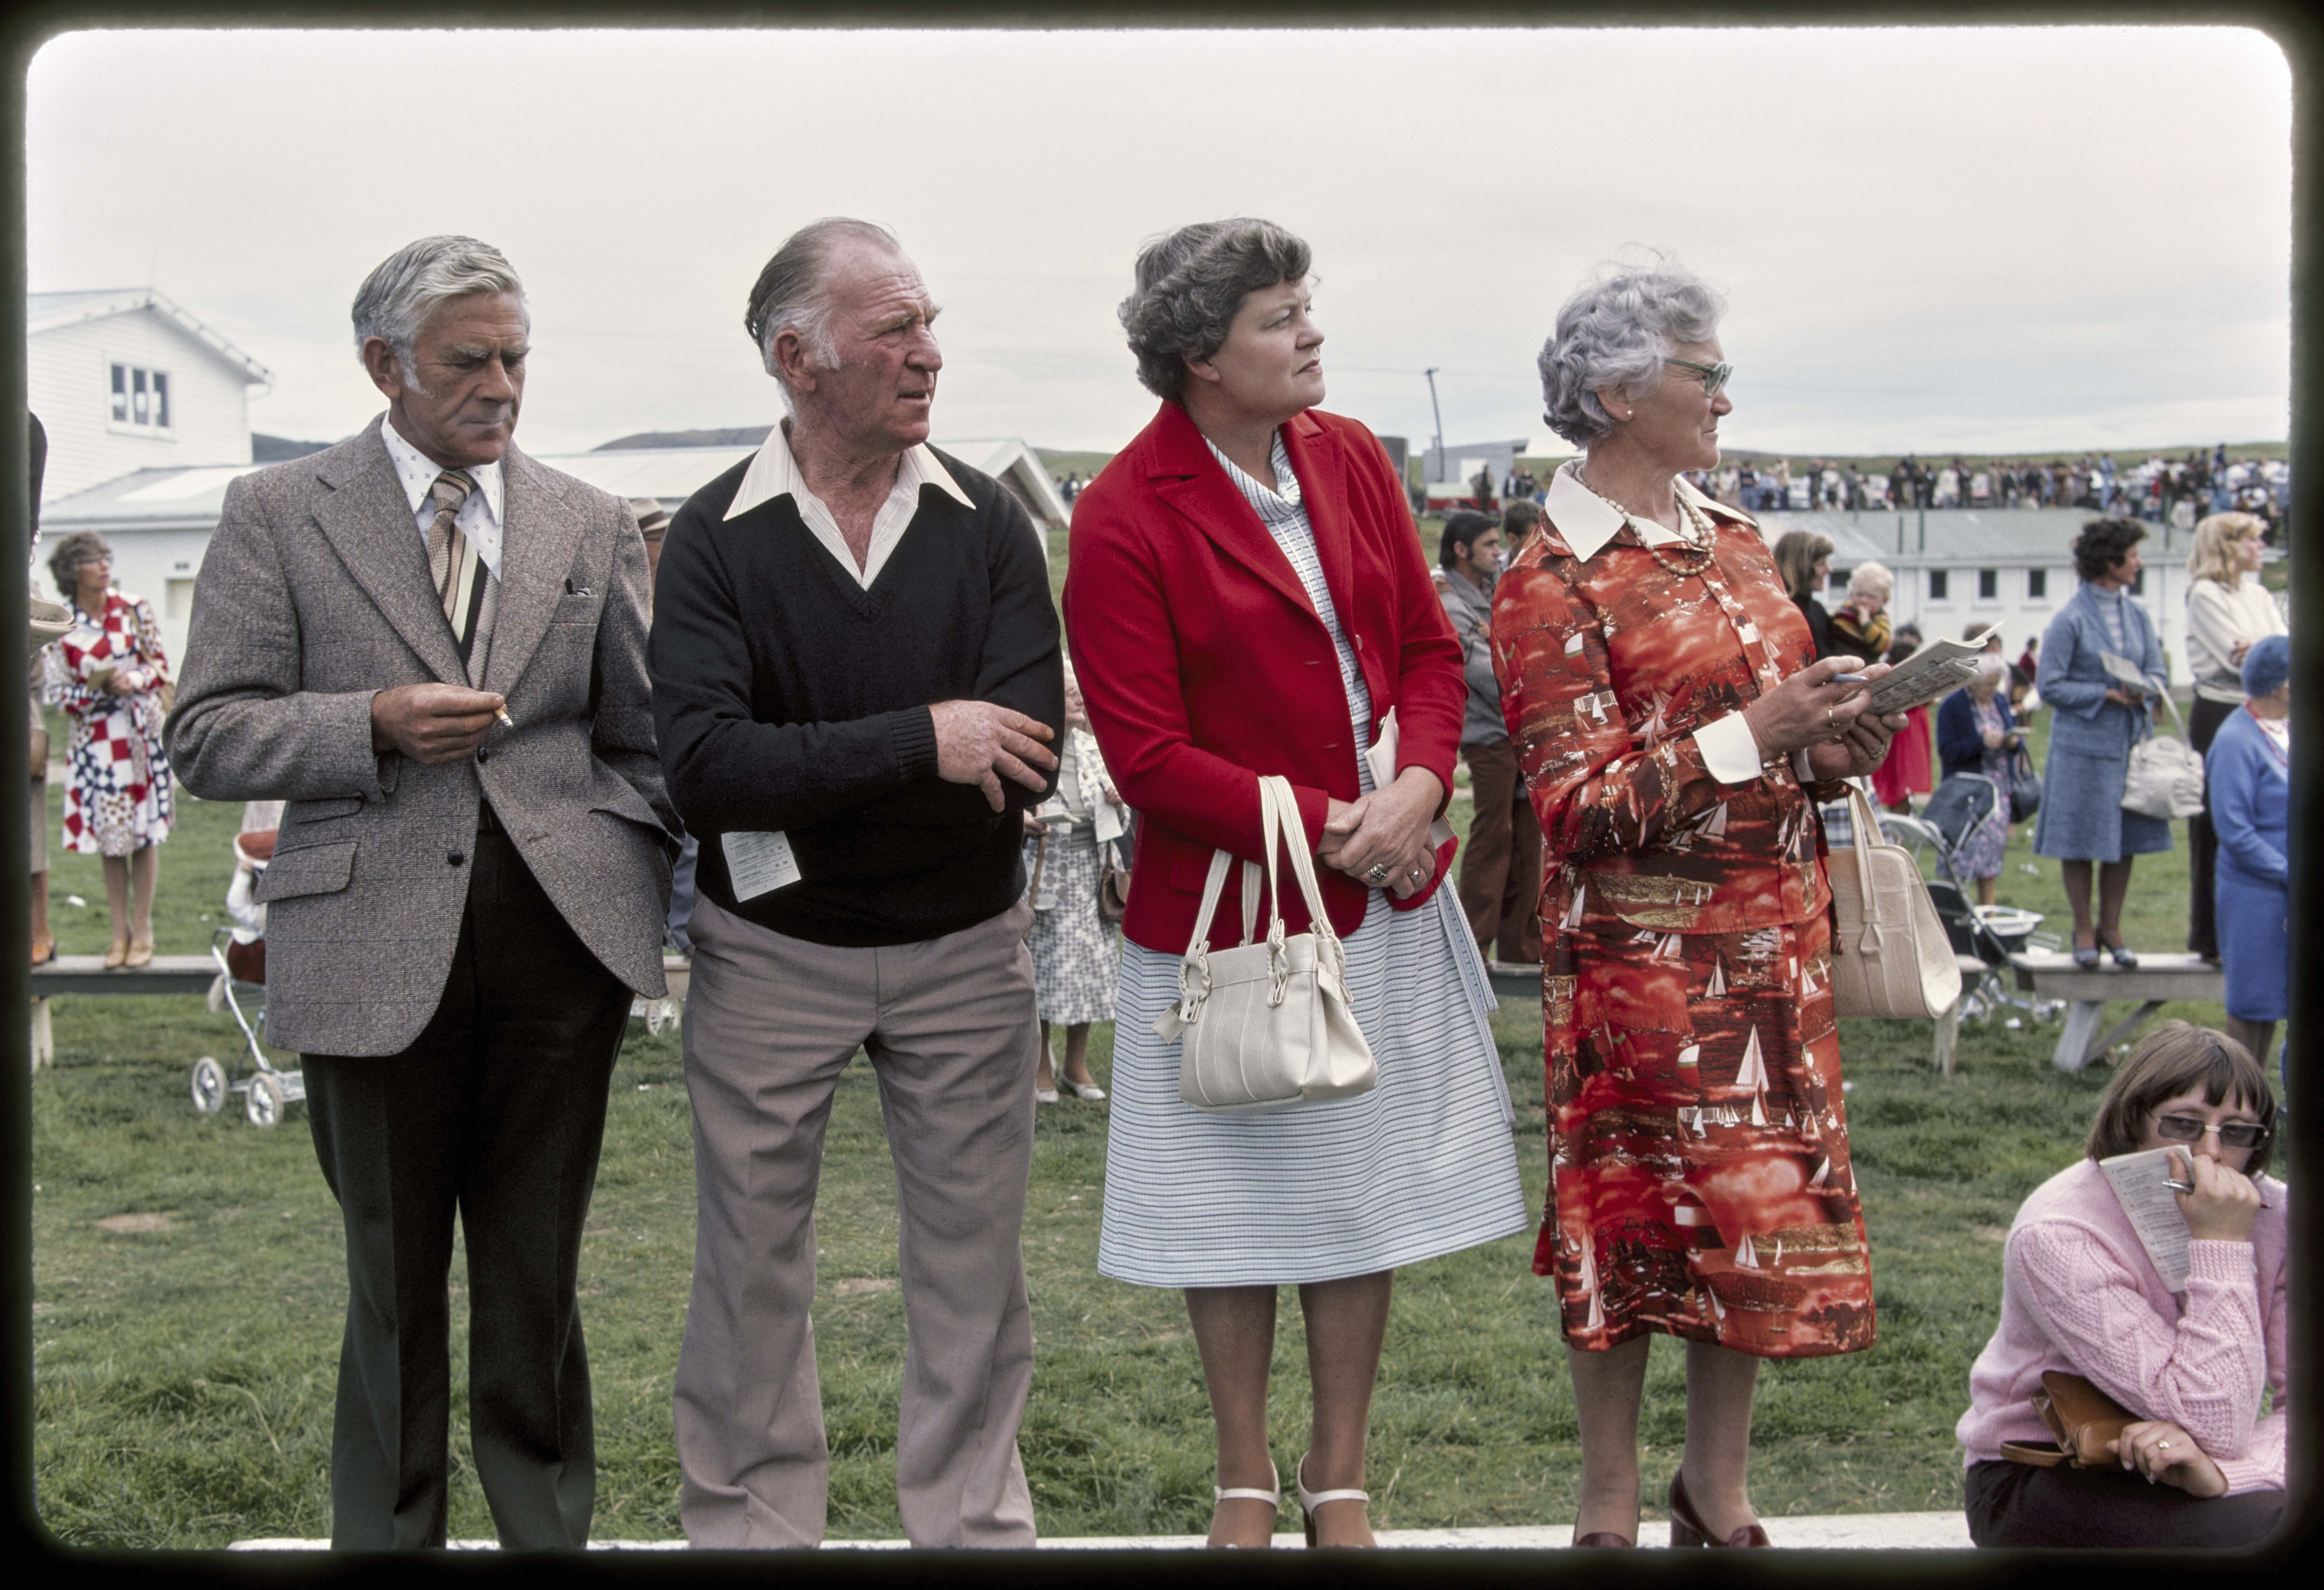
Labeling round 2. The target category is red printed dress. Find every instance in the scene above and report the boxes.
[1490,465,1876,1359]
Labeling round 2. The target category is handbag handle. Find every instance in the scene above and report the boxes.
[1260,776,1344,960]
[1838,783,1907,944]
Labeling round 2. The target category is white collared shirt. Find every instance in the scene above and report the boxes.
[1544,459,1793,786]
[378,415,507,579]
[724,422,973,589]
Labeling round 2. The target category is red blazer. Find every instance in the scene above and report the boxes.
[1063,400,1465,956]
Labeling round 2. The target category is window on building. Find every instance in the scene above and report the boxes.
[1978,568,1998,600]
[2028,568,2048,600]
[1829,569,1849,592]
[108,362,173,432]
[1928,568,1950,601]
[2131,566,2146,596]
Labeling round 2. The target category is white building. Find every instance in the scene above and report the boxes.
[27,288,272,504]
[1751,507,2267,688]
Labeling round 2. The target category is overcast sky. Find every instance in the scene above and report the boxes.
[26,25,2294,461]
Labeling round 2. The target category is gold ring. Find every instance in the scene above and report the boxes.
[1826,705,1836,730]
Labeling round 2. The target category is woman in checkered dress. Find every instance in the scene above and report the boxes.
[41,531,175,968]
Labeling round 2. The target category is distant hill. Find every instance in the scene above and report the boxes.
[593,426,772,450]
[252,433,335,462]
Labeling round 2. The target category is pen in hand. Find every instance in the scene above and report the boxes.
[2165,1175,2271,1209]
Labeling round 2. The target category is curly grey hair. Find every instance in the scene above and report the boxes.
[1536,254,1725,447]
[742,217,907,415]
[350,236,527,382]
[1119,219,1312,399]
[47,529,110,599]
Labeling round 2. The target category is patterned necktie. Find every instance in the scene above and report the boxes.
[424,469,492,673]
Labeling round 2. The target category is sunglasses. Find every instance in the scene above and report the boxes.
[1665,358,1733,397]
[2152,1112,2269,1149]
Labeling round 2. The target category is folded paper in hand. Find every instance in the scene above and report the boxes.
[1364,709,1458,850]
[1861,627,1999,715]
[2097,1147,2191,1291]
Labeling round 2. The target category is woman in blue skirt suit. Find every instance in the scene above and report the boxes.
[2033,518,2171,968]
[2206,635,2289,1076]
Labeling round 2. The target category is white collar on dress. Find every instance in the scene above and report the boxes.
[1544,459,1734,561]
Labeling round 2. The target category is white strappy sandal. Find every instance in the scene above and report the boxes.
[1294,1451,1370,1548]
[1210,1460,1281,1549]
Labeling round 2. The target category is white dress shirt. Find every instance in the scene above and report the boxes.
[724,422,973,589]
[378,415,507,579]
[1544,461,1791,785]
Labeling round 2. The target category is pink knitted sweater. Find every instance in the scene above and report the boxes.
[1956,1158,2288,1494]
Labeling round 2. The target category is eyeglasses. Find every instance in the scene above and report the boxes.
[1665,358,1733,397]
[2152,1112,2269,1149]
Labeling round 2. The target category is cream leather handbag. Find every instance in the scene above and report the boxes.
[1826,785,1963,1020]
[1153,775,1377,1112]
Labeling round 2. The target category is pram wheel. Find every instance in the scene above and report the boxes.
[246,1071,286,1129]
[191,1057,227,1114]
[645,997,681,1038]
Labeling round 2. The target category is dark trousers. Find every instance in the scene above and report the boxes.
[303,827,633,1550]
[1456,739,1543,964]
[1964,1460,2284,1549]
[2186,694,2236,959]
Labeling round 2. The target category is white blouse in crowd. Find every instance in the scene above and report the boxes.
[2185,572,2288,704]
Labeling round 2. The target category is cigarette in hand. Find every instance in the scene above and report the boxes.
[494,707,516,729]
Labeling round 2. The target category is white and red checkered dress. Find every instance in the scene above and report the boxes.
[42,591,175,857]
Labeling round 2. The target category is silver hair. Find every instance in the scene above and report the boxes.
[1119,218,1312,399]
[350,236,527,383]
[1536,251,1725,447]
[742,217,906,415]
[1972,653,2008,685]
[1848,560,1895,602]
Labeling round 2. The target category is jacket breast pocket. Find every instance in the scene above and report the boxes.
[252,840,357,903]
[549,590,601,626]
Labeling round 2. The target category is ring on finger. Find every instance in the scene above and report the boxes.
[1365,862,1389,884]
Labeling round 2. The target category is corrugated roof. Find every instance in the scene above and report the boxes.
[39,436,1072,532]
[1752,508,2132,566]
[26,287,273,386]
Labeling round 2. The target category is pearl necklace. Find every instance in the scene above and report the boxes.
[1572,465,1715,573]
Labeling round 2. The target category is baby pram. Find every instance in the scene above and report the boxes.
[189,828,307,1128]
[1886,775,2056,1021]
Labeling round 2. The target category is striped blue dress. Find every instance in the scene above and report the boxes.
[1096,431,1533,1288]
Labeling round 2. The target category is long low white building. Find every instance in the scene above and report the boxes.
[38,436,1067,671]
[1748,507,2272,688]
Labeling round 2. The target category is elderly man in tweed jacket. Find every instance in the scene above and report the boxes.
[167,235,677,1551]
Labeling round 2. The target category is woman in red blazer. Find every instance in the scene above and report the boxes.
[1063,218,1529,1550]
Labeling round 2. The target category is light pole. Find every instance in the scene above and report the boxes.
[1424,366,1446,491]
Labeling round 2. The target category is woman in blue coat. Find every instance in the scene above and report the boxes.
[2033,519,2170,968]
[2206,634,2289,1076]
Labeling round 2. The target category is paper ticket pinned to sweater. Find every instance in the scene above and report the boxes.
[2097,1147,2192,1291]
[721,829,802,901]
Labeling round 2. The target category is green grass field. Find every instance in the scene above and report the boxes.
[28,687,2255,1547]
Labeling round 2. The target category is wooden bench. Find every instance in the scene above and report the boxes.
[2009,950,2225,1073]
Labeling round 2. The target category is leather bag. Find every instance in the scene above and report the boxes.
[1826,784,1962,1019]
[1097,830,1132,924]
[1999,1371,2139,1469]
[2122,695,2204,821]
[2007,743,2041,824]
[1153,775,1376,1112]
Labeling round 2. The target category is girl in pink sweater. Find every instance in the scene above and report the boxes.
[1957,1022,2286,1547]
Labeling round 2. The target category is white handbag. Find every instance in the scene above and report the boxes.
[1153,775,1377,1112]
[1825,785,1963,1020]
[2122,695,2205,821]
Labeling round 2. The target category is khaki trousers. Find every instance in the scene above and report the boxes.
[1456,739,1544,964]
[672,894,1040,1549]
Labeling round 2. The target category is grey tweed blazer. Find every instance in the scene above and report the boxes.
[167,419,678,1056]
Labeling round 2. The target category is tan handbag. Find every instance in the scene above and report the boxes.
[1153,775,1377,1112]
[1825,785,1962,1019]
[2000,1371,2139,1469]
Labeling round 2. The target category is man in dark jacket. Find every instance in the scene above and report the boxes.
[1438,507,1541,969]
[648,218,1062,1550]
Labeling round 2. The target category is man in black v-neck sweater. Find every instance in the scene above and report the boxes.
[647,220,1065,1551]
[650,444,1062,943]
